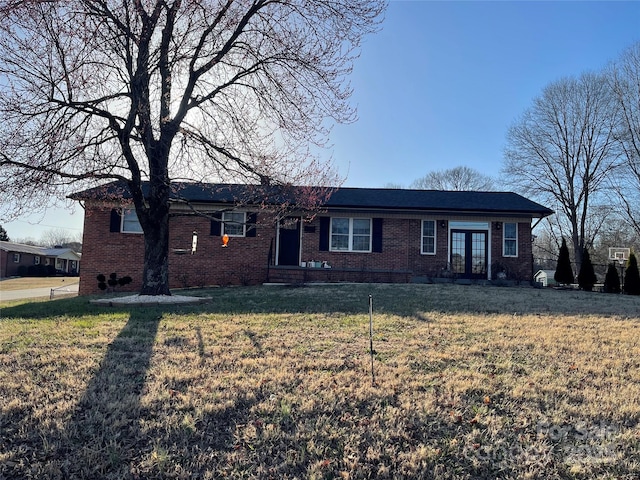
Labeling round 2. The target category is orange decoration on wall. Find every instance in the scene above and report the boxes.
[222,233,229,247]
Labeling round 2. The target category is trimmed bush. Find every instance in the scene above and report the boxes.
[604,263,621,294]
[554,238,574,285]
[624,253,640,295]
[577,249,597,291]
[25,264,49,277]
[97,272,132,292]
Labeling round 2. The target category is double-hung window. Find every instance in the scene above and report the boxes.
[34,256,41,265]
[122,208,143,233]
[222,211,246,237]
[421,220,436,255]
[503,222,518,257]
[13,253,20,263]
[330,218,371,252]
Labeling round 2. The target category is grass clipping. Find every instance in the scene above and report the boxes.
[1,284,639,479]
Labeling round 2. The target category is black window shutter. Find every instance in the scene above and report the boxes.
[372,218,383,253]
[319,217,330,251]
[109,209,122,233]
[210,212,222,236]
[246,213,257,237]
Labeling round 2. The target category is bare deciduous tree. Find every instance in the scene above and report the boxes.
[411,166,495,191]
[0,0,386,295]
[608,41,640,237]
[502,73,620,270]
[39,228,83,250]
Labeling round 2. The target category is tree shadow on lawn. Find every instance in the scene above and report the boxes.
[0,294,209,320]
[1,307,263,480]
[36,309,162,478]
[2,297,637,478]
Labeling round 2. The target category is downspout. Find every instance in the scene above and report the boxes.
[530,216,547,284]
[531,217,545,230]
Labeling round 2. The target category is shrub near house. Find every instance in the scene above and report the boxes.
[70,182,554,295]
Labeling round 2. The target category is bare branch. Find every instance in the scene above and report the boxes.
[502,73,621,269]
[0,0,386,294]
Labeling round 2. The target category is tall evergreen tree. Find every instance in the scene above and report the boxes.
[624,253,640,295]
[604,263,621,294]
[0,224,9,241]
[578,249,597,291]
[554,238,574,285]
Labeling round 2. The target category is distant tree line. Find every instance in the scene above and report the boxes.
[0,225,82,252]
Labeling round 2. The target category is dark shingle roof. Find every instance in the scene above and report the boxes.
[0,241,45,255]
[324,187,553,216]
[70,181,553,218]
[0,241,81,258]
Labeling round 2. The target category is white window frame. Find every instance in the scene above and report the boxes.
[34,256,41,265]
[503,222,518,257]
[421,219,437,255]
[330,217,372,253]
[222,211,246,237]
[121,208,143,234]
[13,253,20,263]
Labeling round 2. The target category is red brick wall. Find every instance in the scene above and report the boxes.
[489,222,533,281]
[168,213,276,289]
[300,217,452,276]
[79,204,535,294]
[79,206,144,294]
[301,217,533,281]
[79,205,277,294]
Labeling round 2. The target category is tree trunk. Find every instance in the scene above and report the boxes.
[140,230,170,295]
[140,215,171,295]
[137,178,172,296]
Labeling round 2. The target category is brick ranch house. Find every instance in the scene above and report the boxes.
[70,182,553,295]
[0,241,81,278]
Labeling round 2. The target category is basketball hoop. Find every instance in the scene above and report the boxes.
[608,247,630,265]
[609,247,630,292]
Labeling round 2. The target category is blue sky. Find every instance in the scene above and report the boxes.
[4,0,640,241]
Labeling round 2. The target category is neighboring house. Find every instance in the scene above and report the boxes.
[0,241,81,278]
[534,269,558,287]
[42,247,82,276]
[70,182,553,295]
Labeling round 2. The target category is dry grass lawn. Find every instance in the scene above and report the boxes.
[0,276,78,291]
[1,284,639,479]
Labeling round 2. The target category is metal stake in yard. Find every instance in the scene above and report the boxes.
[369,294,376,386]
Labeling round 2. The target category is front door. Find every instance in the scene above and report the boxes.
[277,217,301,266]
[450,230,487,279]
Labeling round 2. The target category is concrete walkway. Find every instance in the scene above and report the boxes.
[0,284,79,302]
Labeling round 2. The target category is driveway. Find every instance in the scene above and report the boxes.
[0,284,79,302]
